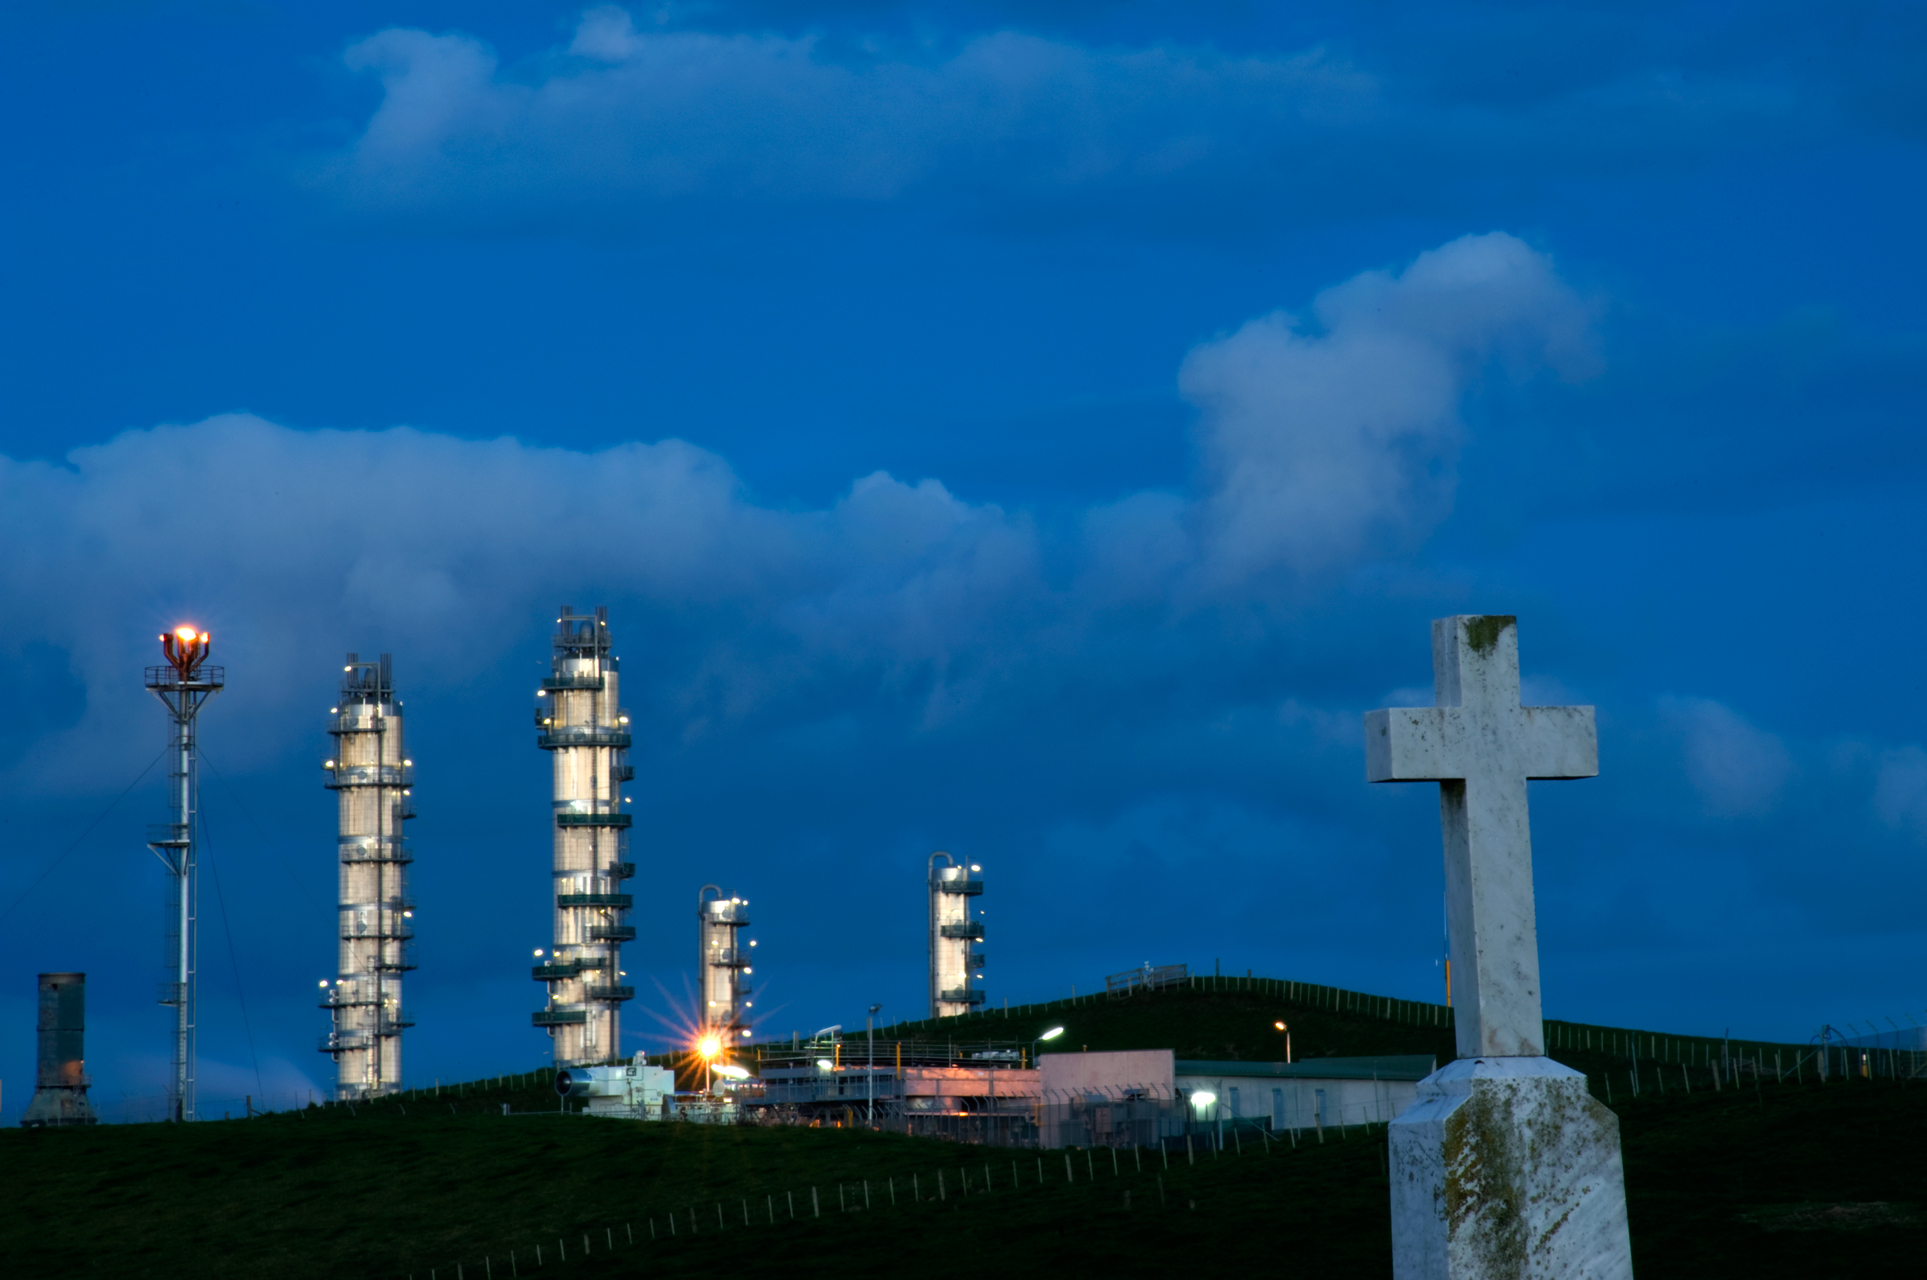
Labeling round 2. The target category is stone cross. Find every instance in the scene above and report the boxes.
[1366,615,1596,1058]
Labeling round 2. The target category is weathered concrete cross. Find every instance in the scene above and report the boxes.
[1366,615,1596,1059]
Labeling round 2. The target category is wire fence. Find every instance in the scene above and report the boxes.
[34,1067,565,1128]
[394,1107,1356,1280]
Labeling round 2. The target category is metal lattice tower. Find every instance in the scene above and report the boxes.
[144,626,223,1123]
[319,653,417,1098]
[532,606,635,1065]
[698,885,754,1043]
[928,851,986,1017]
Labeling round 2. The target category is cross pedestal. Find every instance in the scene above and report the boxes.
[1367,616,1632,1280]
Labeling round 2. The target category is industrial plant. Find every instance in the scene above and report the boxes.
[143,626,222,1123]
[19,608,1028,1130]
[928,851,986,1017]
[530,606,636,1066]
[318,653,416,1099]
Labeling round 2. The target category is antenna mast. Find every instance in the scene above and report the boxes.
[145,625,223,1123]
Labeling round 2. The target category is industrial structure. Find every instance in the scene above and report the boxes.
[747,1036,1435,1149]
[752,1031,1037,1141]
[927,851,985,1017]
[144,625,222,1122]
[22,973,98,1127]
[319,653,416,1098]
[532,606,635,1065]
[555,1053,676,1120]
[698,886,754,1042]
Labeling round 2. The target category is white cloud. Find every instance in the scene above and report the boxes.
[320,19,1375,220]
[1180,232,1593,577]
[0,235,1591,786]
[1658,696,1794,817]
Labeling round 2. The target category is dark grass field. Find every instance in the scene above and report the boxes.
[3,986,1921,1278]
[3,1073,1925,1278]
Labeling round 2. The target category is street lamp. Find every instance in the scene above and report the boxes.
[1029,1025,1065,1069]
[1275,1020,1292,1063]
[1190,1088,1219,1148]
[867,1003,883,1125]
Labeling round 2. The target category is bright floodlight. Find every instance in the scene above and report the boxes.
[816,1058,834,1070]
[1191,1090,1217,1108]
[1039,1026,1065,1041]
[714,1064,750,1080]
[1275,1021,1286,1030]
[698,1036,723,1058]
[533,948,544,957]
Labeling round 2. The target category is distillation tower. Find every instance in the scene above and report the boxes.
[319,653,416,1097]
[145,625,222,1122]
[928,852,986,1017]
[532,607,635,1065]
[698,886,754,1042]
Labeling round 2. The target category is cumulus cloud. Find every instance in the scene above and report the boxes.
[0,233,1589,784]
[1180,232,1593,576]
[0,416,1043,774]
[1659,696,1794,817]
[310,6,1797,228]
[323,16,1372,220]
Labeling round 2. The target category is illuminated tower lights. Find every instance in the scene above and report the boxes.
[698,886,756,1042]
[318,653,417,1098]
[531,606,636,1066]
[145,625,223,1122]
[928,851,986,1017]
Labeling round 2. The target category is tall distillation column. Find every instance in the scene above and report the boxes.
[145,625,222,1122]
[698,886,754,1043]
[532,607,635,1065]
[319,653,416,1098]
[928,852,986,1017]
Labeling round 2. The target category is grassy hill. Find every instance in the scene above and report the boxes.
[3,979,1917,1279]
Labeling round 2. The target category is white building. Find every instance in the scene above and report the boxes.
[1037,1049,1436,1147]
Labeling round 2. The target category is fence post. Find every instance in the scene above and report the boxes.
[812,1187,820,1218]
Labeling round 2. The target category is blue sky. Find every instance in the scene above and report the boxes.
[2,0,1925,1109]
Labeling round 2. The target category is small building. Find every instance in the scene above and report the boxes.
[1176,1055,1436,1132]
[1037,1049,1436,1148]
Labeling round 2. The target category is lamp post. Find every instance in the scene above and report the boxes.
[867,1004,882,1125]
[1274,1020,1292,1063]
[1030,1025,1064,1068]
[1191,1089,1218,1148]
